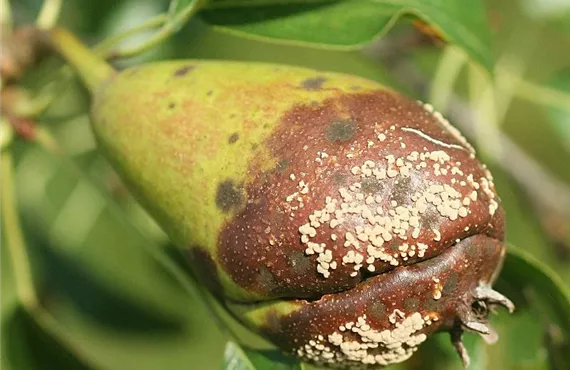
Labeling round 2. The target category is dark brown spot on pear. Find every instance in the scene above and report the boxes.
[325,119,357,143]
[361,178,383,195]
[391,176,413,204]
[369,301,386,320]
[275,158,290,172]
[257,266,279,293]
[288,251,312,275]
[173,65,194,77]
[215,180,244,213]
[228,132,239,144]
[332,172,346,186]
[302,76,327,90]
[186,247,223,298]
[404,297,420,311]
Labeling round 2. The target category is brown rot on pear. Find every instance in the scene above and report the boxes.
[48,27,514,368]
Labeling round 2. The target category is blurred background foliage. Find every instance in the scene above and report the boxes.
[1,0,570,369]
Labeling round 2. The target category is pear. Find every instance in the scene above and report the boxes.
[49,28,513,368]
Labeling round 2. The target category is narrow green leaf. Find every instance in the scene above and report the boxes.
[168,0,194,16]
[200,0,494,71]
[168,0,208,28]
[546,69,570,152]
[223,342,301,370]
[405,332,486,370]
[500,245,570,334]
[496,245,570,370]
[486,310,550,370]
[2,307,93,370]
[1,234,19,370]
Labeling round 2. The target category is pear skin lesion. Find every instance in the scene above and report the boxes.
[215,180,245,214]
[325,119,358,143]
[228,132,239,144]
[301,76,327,91]
[186,247,224,299]
[172,65,195,77]
[274,158,290,173]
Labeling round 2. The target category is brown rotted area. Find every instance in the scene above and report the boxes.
[260,234,505,361]
[215,180,245,214]
[218,90,505,301]
[187,247,224,299]
[172,65,195,77]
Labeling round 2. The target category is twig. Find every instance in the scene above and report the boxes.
[0,0,12,31]
[467,62,502,162]
[1,149,98,366]
[514,79,570,111]
[428,45,468,111]
[36,0,63,30]
[447,96,570,218]
[1,151,39,309]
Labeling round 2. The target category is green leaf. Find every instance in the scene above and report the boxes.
[520,1,570,33]
[12,144,227,370]
[486,309,551,370]
[168,0,205,31]
[404,332,486,370]
[546,69,570,152]
[1,234,20,370]
[223,342,301,370]
[500,245,570,334]
[200,0,494,71]
[2,307,93,370]
[168,0,194,16]
[495,245,570,369]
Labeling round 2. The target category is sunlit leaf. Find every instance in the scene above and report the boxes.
[200,0,494,71]
[547,69,570,152]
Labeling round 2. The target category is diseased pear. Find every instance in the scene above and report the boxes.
[49,28,513,369]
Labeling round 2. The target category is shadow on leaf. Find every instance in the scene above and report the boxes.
[2,306,93,370]
[32,238,184,335]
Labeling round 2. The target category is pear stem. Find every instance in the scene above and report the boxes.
[48,27,117,94]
